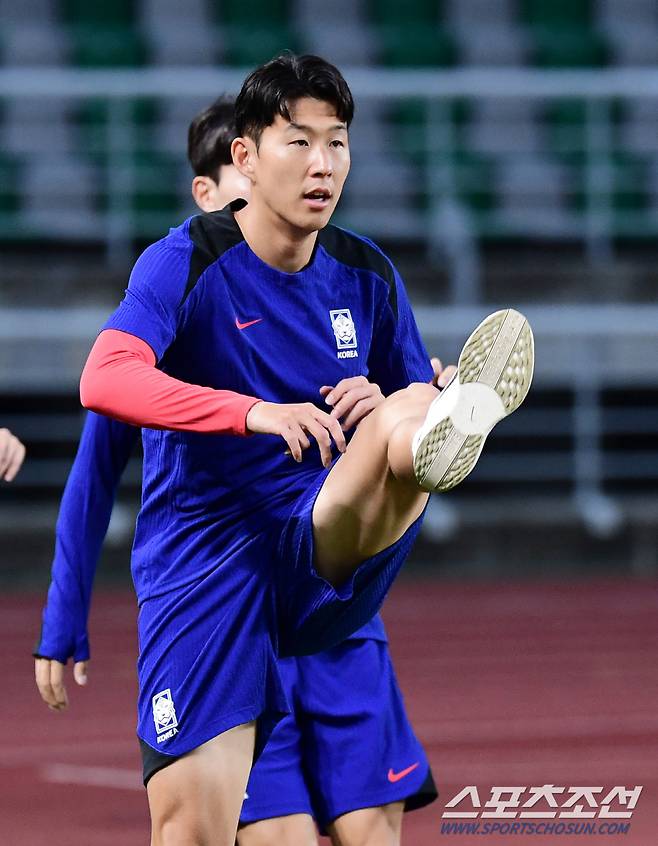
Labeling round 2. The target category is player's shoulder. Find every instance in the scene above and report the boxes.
[184,200,246,261]
[318,224,398,287]
[136,201,246,302]
[145,200,245,263]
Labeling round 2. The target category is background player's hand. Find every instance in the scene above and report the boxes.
[245,401,347,468]
[35,657,88,712]
[431,357,457,390]
[0,427,26,482]
[319,376,385,431]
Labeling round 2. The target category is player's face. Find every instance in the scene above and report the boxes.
[247,97,350,233]
[192,165,251,213]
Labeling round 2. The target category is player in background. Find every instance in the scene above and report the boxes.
[0,427,25,481]
[35,95,441,846]
[47,54,533,845]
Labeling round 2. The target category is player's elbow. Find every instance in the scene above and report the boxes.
[79,361,106,413]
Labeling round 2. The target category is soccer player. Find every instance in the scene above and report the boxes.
[37,97,438,846]
[35,94,439,845]
[72,55,534,844]
[0,427,26,481]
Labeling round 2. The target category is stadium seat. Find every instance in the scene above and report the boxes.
[531,27,609,67]
[560,150,649,216]
[68,25,146,67]
[59,0,136,26]
[369,0,440,25]
[520,0,593,27]
[453,151,496,214]
[210,0,290,25]
[378,26,456,67]
[76,98,159,160]
[222,26,301,66]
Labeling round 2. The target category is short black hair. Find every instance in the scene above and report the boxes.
[187,95,236,181]
[235,52,354,146]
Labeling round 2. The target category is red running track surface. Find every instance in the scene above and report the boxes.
[4,579,657,845]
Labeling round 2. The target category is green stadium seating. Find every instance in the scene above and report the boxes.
[559,151,648,216]
[545,99,623,156]
[76,98,159,161]
[59,0,136,26]
[370,0,440,25]
[520,0,592,27]
[378,26,456,67]
[222,26,301,66]
[394,98,470,165]
[209,0,290,25]
[69,25,146,67]
[131,151,182,218]
[454,151,496,214]
[532,27,609,68]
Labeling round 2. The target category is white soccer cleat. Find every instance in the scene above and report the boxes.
[412,308,534,492]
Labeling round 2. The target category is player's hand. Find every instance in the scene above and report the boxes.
[431,357,457,390]
[0,428,26,482]
[35,657,88,712]
[245,401,347,468]
[319,376,385,432]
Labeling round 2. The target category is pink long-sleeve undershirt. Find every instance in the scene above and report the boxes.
[80,329,262,435]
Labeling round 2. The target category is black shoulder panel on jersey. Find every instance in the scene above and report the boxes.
[318,225,398,318]
[182,202,246,303]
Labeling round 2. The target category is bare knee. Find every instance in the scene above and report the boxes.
[328,804,403,846]
[371,382,437,438]
[152,813,209,846]
[238,814,318,846]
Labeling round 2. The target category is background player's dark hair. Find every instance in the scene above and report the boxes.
[187,95,236,181]
[235,52,354,146]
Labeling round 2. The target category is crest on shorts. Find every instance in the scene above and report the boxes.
[152,688,178,736]
[330,308,357,350]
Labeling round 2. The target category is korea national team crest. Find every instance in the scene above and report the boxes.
[330,308,358,359]
[153,688,179,743]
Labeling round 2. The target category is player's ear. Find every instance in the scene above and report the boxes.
[191,176,216,213]
[232,137,255,179]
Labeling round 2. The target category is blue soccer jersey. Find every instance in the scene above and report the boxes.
[103,206,433,605]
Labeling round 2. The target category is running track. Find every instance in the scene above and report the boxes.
[3,579,657,845]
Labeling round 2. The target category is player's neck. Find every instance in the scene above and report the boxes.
[234,200,318,274]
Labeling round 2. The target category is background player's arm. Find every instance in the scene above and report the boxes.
[0,427,26,481]
[34,413,138,711]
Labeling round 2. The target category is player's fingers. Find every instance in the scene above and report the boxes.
[0,431,10,476]
[329,386,373,420]
[73,661,88,686]
[3,439,26,481]
[319,385,334,397]
[34,658,64,711]
[323,376,368,406]
[35,659,59,708]
[303,418,333,468]
[341,397,379,431]
[49,661,69,710]
[438,364,457,389]
[317,410,347,454]
[283,426,305,462]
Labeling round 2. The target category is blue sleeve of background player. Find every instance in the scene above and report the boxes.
[35,412,138,663]
[367,264,434,394]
